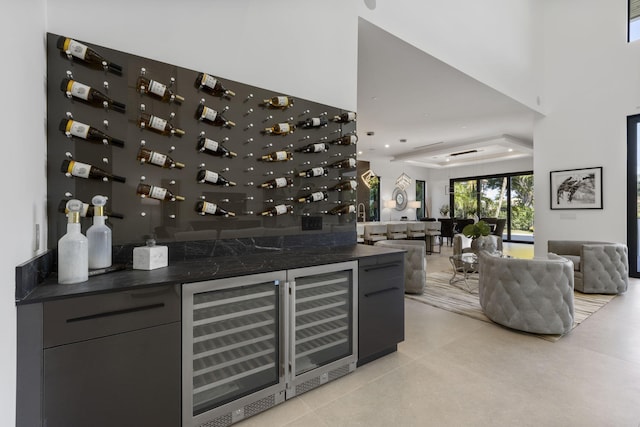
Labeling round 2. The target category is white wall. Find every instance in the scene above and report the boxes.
[47,0,358,111]
[534,0,637,255]
[0,0,48,424]
[358,0,543,113]
[427,157,533,219]
[367,159,429,220]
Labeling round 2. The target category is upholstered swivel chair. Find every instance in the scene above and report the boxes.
[478,251,575,335]
[547,240,629,294]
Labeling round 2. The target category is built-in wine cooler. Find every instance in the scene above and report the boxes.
[182,261,357,427]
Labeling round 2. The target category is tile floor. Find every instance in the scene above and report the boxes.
[237,243,640,427]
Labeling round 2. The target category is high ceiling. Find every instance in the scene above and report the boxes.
[356,19,538,169]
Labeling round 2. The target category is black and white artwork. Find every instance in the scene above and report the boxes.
[550,167,602,210]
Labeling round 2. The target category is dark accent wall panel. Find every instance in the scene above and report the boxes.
[47,33,357,247]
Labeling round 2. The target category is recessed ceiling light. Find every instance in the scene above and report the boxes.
[358,151,363,155]
[445,158,450,162]
[508,148,514,152]
[384,144,390,148]
[399,139,407,143]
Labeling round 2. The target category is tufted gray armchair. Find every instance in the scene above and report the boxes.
[478,251,575,335]
[547,240,628,294]
[375,240,426,294]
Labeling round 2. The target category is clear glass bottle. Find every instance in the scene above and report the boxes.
[87,195,112,269]
[57,199,88,284]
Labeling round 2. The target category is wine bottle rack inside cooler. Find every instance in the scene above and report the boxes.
[285,261,358,399]
[182,271,286,427]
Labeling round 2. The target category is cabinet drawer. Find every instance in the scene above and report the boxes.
[43,285,180,348]
[359,259,404,296]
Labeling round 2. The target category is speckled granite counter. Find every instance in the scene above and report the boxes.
[17,243,404,305]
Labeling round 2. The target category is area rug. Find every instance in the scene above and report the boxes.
[405,271,616,341]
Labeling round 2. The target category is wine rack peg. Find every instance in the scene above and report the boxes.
[169,146,176,152]
[300,135,310,141]
[245,167,254,172]
[245,123,254,130]
[64,50,73,61]
[169,112,176,120]
[320,185,328,190]
[245,93,254,102]
[199,163,206,169]
[65,152,73,159]
[264,143,273,149]
[200,195,206,200]
[264,170,274,176]
[66,70,73,79]
[300,109,310,116]
[102,177,108,182]
[169,77,176,88]
[246,182,254,186]
[169,214,176,219]
[320,111,328,116]
[103,119,109,129]
[245,108,254,116]
[332,152,343,157]
[66,111,73,119]
[140,139,146,147]
[302,186,311,191]
[169,180,176,185]
[140,212,146,217]
[220,198,230,203]
[264,115,273,122]
[301,161,311,166]
[246,137,254,144]
[200,98,206,105]
[245,196,254,201]
[285,143,294,149]
[220,167,230,173]
[244,210,255,215]
[265,199,274,203]
[286,170,294,175]
[320,160,328,165]
[244,153,254,158]
[140,68,146,76]
[320,136,328,141]
[140,103,146,112]
[103,81,109,91]
[101,61,108,72]
[288,116,294,122]
[285,197,294,202]
[102,158,108,164]
[102,101,109,110]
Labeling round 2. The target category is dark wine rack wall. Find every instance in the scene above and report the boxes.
[46,33,357,247]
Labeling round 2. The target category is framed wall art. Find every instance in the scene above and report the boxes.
[550,166,602,210]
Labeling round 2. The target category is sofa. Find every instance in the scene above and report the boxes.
[374,240,426,294]
[478,251,575,334]
[547,240,629,294]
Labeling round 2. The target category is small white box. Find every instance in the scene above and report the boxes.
[133,244,168,270]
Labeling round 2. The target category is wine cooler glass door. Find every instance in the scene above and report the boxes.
[182,271,285,425]
[288,261,357,378]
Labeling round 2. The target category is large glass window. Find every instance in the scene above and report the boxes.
[369,176,380,221]
[626,115,640,277]
[416,180,425,219]
[451,171,533,243]
[630,0,640,42]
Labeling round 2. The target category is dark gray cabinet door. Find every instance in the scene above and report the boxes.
[43,322,180,427]
[358,253,405,365]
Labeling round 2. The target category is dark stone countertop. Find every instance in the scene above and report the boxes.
[17,244,404,305]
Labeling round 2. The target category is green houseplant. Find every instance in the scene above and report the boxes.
[462,220,498,253]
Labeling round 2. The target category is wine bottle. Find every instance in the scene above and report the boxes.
[263,96,293,109]
[259,204,294,216]
[195,104,235,127]
[58,199,124,219]
[61,159,126,183]
[136,76,185,104]
[298,117,328,128]
[138,113,185,136]
[333,112,357,123]
[196,170,236,186]
[136,183,185,201]
[137,148,185,169]
[298,167,328,178]
[195,201,235,217]
[329,134,358,145]
[298,191,328,203]
[197,137,237,158]
[328,204,356,215]
[60,78,126,113]
[259,177,294,189]
[330,179,357,191]
[56,36,122,75]
[260,151,294,162]
[195,73,236,98]
[59,118,125,148]
[295,142,329,153]
[263,122,295,135]
[330,158,357,169]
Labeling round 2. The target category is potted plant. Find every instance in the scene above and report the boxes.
[462,220,498,253]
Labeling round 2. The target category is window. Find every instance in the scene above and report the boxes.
[626,114,640,277]
[630,0,640,42]
[416,180,425,219]
[450,171,533,243]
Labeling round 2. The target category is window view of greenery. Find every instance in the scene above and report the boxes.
[368,176,380,221]
[416,180,425,219]
[451,172,533,242]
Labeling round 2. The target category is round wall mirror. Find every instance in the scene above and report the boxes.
[392,187,407,211]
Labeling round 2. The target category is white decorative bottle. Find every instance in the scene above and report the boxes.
[58,199,88,284]
[87,195,112,269]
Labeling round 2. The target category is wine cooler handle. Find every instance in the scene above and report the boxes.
[364,287,400,298]
[363,262,402,272]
